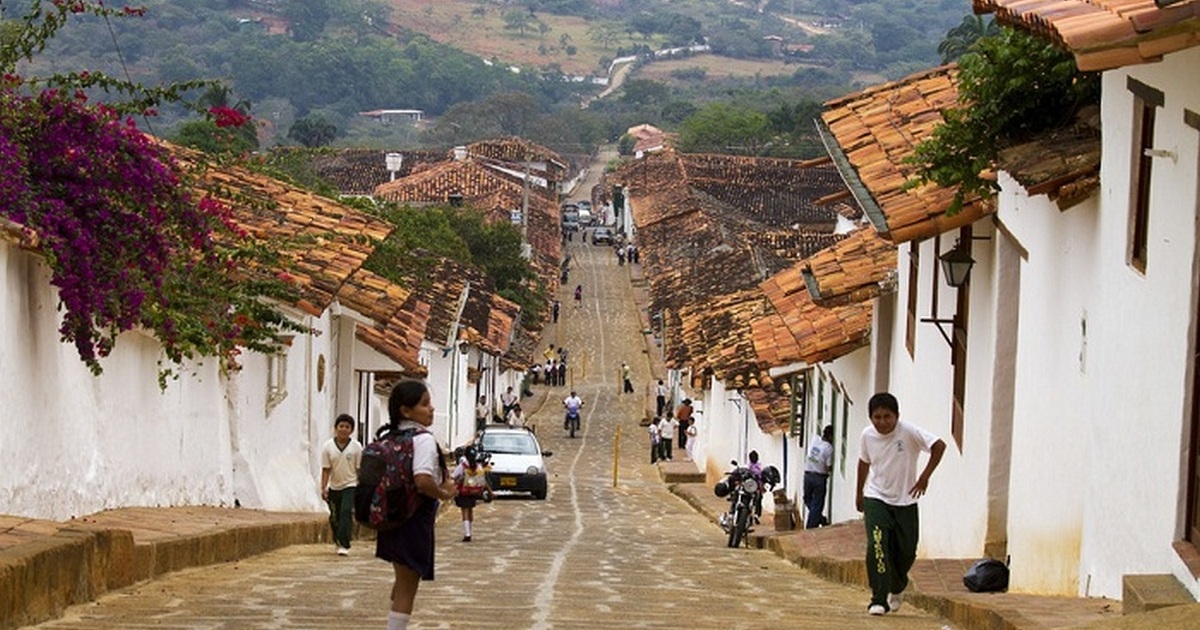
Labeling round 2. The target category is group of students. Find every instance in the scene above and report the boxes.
[646,395,697,463]
[319,384,945,627]
[531,344,569,387]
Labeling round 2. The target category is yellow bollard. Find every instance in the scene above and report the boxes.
[581,350,588,378]
[613,425,621,487]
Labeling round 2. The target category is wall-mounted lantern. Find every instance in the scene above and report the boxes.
[939,240,975,288]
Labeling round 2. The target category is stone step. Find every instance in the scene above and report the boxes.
[1122,574,1195,614]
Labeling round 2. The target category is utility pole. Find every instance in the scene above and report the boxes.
[521,139,531,242]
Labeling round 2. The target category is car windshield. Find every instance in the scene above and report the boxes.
[481,433,540,455]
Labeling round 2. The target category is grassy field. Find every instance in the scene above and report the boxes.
[387,0,639,76]
[632,54,812,84]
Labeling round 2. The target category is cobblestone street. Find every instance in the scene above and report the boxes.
[25,229,954,629]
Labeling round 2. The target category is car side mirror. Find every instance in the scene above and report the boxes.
[543,451,553,457]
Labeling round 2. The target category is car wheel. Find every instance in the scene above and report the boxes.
[533,489,547,500]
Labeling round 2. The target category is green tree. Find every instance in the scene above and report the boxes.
[587,23,622,49]
[503,9,536,36]
[283,0,332,42]
[620,79,669,108]
[365,204,543,327]
[677,103,771,154]
[908,28,1100,212]
[938,15,1001,63]
[288,113,338,147]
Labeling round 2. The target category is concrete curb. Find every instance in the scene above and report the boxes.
[0,513,327,630]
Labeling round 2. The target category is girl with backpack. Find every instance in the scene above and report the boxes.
[377,380,456,630]
[452,445,492,542]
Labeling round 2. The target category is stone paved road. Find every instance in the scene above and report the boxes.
[28,205,956,630]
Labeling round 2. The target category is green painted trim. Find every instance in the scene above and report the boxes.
[816,118,890,235]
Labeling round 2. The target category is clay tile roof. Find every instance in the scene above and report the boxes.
[353,288,431,379]
[973,0,1200,70]
[756,266,874,367]
[372,157,562,294]
[399,257,515,355]
[466,137,569,177]
[613,148,857,377]
[268,148,446,196]
[336,268,429,375]
[677,289,770,382]
[169,144,393,316]
[819,65,993,245]
[996,120,1102,209]
[500,323,541,372]
[744,387,792,435]
[800,228,898,307]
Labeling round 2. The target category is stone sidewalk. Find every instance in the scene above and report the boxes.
[0,507,328,629]
[658,459,1200,630]
[3,473,1199,629]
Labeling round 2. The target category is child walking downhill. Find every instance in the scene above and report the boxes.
[452,445,491,542]
[320,413,362,556]
[855,392,946,616]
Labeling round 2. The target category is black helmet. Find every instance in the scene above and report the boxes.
[761,465,781,487]
[463,445,479,466]
[714,479,731,498]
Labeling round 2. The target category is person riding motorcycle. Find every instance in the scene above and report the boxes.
[563,391,584,436]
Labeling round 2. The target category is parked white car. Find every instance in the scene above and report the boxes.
[477,426,551,500]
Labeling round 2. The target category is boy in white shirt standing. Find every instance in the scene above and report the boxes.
[855,392,945,616]
[320,413,362,556]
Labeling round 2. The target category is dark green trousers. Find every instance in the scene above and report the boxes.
[863,498,919,609]
[327,487,355,549]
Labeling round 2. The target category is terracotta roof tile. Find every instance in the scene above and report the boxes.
[819,66,993,244]
[397,257,516,356]
[974,0,1200,70]
[268,148,446,196]
[996,119,1102,209]
[466,137,569,180]
[170,144,394,314]
[800,228,898,306]
[373,157,562,296]
[756,268,874,367]
[610,148,856,379]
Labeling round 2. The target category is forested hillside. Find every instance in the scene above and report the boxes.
[4,0,970,157]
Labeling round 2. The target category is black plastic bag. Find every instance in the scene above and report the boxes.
[963,558,1010,592]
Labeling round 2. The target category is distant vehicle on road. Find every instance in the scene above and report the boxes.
[591,227,614,245]
[577,208,594,226]
[478,426,550,500]
[576,200,592,213]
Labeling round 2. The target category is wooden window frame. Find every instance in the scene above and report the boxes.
[1127,77,1164,274]
[905,241,919,356]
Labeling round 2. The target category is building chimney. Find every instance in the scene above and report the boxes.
[453,146,468,161]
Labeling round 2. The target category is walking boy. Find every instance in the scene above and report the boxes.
[320,414,362,556]
[856,392,946,616]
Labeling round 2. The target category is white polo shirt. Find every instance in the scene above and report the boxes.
[859,420,940,506]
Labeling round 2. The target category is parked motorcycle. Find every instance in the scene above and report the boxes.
[714,461,780,548]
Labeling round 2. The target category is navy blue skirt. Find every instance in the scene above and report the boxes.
[375,497,438,580]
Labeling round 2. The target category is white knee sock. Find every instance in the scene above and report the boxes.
[386,610,409,630]
[464,520,472,537]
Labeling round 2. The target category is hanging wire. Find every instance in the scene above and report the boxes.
[100,6,158,135]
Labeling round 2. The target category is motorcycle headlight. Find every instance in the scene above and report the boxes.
[742,478,759,494]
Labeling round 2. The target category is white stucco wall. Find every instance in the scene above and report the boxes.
[984,45,1200,598]
[870,233,995,564]
[0,241,341,520]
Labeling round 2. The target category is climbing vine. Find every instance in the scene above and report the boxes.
[906,27,1101,212]
[0,1,306,384]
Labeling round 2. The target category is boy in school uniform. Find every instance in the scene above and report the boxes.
[855,392,946,616]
